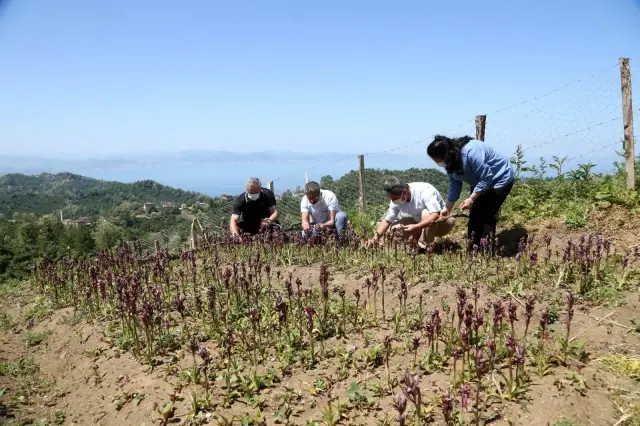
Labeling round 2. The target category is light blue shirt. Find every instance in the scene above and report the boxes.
[447,140,515,202]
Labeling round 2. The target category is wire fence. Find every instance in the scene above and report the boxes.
[140,58,637,253]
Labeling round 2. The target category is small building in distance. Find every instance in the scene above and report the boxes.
[142,202,156,214]
[63,217,91,228]
[220,194,235,202]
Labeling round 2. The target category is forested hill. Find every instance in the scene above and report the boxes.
[0,172,206,218]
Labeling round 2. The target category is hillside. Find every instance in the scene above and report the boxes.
[0,172,206,218]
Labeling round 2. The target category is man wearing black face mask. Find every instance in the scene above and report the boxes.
[366,176,455,248]
[230,177,279,237]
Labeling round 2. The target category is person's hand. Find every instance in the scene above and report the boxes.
[314,223,324,230]
[439,209,451,220]
[366,237,379,247]
[460,198,474,210]
[402,224,419,234]
[390,224,404,236]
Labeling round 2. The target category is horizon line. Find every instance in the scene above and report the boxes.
[0,149,379,159]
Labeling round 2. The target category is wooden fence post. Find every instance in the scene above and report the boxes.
[475,115,487,141]
[190,218,198,250]
[619,57,635,190]
[268,180,274,192]
[154,239,160,254]
[358,155,366,214]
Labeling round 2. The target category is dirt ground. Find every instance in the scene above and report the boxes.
[1,211,640,426]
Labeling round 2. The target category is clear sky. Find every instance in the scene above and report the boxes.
[0,0,639,158]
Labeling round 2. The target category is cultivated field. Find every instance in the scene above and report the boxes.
[1,210,640,426]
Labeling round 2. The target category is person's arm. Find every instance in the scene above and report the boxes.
[300,197,311,230]
[267,206,279,222]
[460,145,494,208]
[321,193,339,227]
[372,219,391,241]
[406,212,440,231]
[410,195,444,229]
[265,190,279,222]
[301,212,312,230]
[321,210,337,228]
[230,214,240,235]
[230,196,243,235]
[447,174,463,207]
[369,204,398,243]
[467,145,494,199]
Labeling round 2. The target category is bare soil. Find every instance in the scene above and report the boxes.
[1,210,640,426]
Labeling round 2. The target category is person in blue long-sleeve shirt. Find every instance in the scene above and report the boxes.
[426,135,515,250]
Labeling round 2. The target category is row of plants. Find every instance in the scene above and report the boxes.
[28,228,639,424]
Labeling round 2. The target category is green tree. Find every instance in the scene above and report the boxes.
[37,215,66,260]
[93,221,125,250]
[65,226,96,255]
[113,200,142,220]
[319,175,334,188]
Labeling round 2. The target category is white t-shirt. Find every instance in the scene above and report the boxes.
[300,189,341,224]
[384,182,446,223]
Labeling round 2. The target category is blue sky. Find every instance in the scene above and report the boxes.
[0,0,639,163]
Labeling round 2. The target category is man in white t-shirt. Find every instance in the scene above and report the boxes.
[300,181,348,238]
[367,176,455,248]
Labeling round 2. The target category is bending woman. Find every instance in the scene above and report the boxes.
[426,135,514,249]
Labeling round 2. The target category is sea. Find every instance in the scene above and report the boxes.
[56,156,421,196]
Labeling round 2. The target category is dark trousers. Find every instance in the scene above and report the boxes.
[468,181,514,249]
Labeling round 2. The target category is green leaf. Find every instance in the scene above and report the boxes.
[346,381,364,397]
[594,192,612,200]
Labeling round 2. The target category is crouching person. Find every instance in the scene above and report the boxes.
[230,177,280,238]
[300,181,348,239]
[367,177,455,249]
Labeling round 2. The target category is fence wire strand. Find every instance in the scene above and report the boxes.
[140,61,637,252]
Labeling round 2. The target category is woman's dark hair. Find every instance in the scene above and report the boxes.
[426,135,473,174]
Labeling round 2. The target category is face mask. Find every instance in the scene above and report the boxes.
[247,192,260,201]
[436,161,446,168]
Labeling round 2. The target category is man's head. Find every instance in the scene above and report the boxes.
[304,181,321,204]
[245,177,262,201]
[383,177,409,205]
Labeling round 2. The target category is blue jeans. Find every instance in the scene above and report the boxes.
[302,211,348,239]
